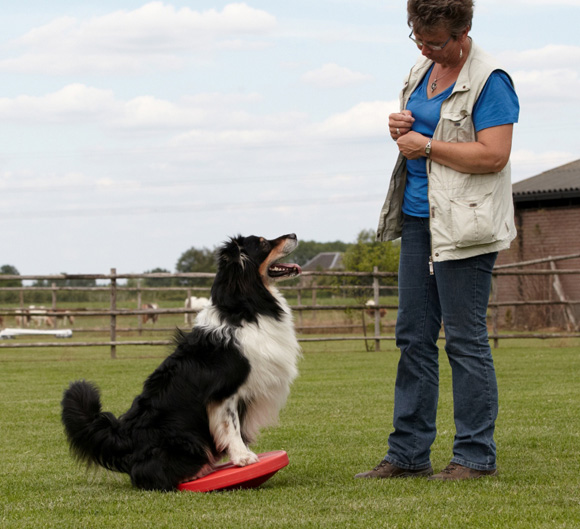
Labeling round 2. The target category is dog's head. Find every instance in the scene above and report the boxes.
[211,234,301,324]
[216,233,301,287]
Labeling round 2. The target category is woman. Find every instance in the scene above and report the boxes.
[356,0,519,481]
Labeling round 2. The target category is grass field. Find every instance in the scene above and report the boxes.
[1,336,579,528]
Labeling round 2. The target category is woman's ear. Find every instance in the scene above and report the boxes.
[459,25,471,44]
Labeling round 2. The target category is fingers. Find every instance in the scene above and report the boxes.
[395,131,426,160]
[389,111,415,140]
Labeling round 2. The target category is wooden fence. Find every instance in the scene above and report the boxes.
[1,255,579,357]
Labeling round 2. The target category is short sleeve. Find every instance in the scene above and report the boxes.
[472,70,520,132]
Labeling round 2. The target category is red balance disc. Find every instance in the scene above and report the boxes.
[178,451,289,493]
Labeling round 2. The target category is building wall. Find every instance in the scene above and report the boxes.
[495,205,580,329]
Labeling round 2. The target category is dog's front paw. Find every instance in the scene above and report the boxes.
[232,450,259,467]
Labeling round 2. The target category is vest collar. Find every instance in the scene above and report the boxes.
[406,38,478,97]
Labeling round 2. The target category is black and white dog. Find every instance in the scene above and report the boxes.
[61,234,302,491]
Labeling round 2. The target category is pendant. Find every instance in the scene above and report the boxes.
[430,81,437,93]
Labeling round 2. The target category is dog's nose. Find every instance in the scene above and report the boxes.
[287,233,297,240]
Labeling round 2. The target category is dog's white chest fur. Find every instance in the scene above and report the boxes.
[195,288,300,454]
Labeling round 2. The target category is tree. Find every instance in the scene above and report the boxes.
[142,267,174,287]
[175,247,217,286]
[30,276,97,288]
[0,265,21,287]
[0,264,21,302]
[57,276,97,288]
[342,229,400,277]
[341,229,400,303]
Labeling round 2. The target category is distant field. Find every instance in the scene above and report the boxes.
[0,295,400,344]
[1,338,579,528]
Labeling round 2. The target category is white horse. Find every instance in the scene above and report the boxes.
[184,296,210,325]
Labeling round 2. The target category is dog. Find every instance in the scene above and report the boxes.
[61,233,302,491]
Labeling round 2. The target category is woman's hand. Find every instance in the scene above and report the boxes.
[389,110,415,140]
[396,131,430,160]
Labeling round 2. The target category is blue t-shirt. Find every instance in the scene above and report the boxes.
[402,66,520,217]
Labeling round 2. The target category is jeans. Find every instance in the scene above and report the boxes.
[385,215,498,471]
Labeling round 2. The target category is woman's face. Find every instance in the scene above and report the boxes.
[411,26,467,65]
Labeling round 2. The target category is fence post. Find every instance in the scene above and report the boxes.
[311,280,317,322]
[110,268,117,359]
[186,288,192,327]
[297,289,303,328]
[137,279,143,336]
[373,266,381,352]
[51,282,58,328]
[549,257,578,331]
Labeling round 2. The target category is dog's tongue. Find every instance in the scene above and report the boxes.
[268,263,302,278]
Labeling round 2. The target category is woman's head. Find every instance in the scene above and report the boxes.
[407,0,473,39]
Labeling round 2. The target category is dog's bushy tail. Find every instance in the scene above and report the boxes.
[61,380,129,473]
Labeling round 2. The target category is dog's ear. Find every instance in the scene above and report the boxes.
[216,235,245,267]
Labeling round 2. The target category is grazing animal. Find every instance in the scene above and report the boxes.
[15,309,30,328]
[140,303,159,325]
[184,296,210,324]
[29,306,54,328]
[365,300,387,318]
[61,233,302,491]
[54,309,75,327]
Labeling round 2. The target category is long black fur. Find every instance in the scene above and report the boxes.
[61,234,299,491]
[211,235,285,325]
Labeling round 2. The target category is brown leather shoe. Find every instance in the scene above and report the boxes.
[428,462,498,481]
[355,459,433,479]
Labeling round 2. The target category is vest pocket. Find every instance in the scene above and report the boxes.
[450,193,499,247]
[440,111,473,143]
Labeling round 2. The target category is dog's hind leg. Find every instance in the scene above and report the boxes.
[207,396,259,467]
[130,460,173,491]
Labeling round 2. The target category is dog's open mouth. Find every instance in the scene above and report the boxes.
[268,263,302,279]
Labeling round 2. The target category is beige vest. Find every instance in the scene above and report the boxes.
[377,41,517,262]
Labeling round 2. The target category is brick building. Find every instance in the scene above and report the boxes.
[495,159,580,329]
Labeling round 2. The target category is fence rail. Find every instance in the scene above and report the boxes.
[1,254,580,356]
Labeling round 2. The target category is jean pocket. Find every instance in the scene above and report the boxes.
[450,193,498,247]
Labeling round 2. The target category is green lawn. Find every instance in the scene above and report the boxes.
[1,338,579,528]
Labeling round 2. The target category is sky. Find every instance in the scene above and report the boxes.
[1,0,579,276]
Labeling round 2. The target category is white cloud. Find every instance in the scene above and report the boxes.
[0,84,117,122]
[0,84,309,139]
[0,83,396,149]
[0,2,277,74]
[499,44,580,70]
[511,149,578,182]
[480,0,580,6]
[512,68,580,101]
[497,45,580,104]
[310,100,398,138]
[301,63,374,88]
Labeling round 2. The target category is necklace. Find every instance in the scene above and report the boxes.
[430,66,454,93]
[430,46,464,93]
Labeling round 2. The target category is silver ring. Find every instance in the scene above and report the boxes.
[396,128,400,135]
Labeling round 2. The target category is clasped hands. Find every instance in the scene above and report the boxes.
[389,110,429,160]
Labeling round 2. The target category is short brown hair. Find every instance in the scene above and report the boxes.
[407,0,474,38]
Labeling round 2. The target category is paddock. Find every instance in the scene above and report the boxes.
[1,338,578,528]
[1,255,579,358]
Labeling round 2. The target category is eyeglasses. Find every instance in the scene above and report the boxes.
[408,30,452,51]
